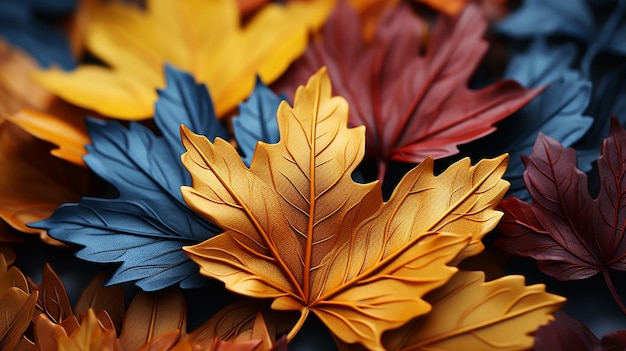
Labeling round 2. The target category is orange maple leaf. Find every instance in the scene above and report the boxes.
[180,68,509,350]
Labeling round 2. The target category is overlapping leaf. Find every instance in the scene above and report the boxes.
[497,117,626,282]
[534,311,626,351]
[30,65,226,290]
[274,3,539,181]
[461,38,593,200]
[182,68,510,350]
[34,0,331,119]
[377,271,564,350]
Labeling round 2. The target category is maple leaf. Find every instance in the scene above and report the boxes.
[460,38,593,201]
[30,65,226,290]
[534,311,626,351]
[374,271,563,350]
[34,0,332,120]
[273,3,539,181]
[181,68,509,350]
[496,117,626,313]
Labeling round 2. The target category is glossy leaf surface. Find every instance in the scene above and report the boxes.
[182,69,509,349]
[497,117,626,280]
[0,288,38,351]
[30,66,224,290]
[34,0,331,119]
[57,309,120,351]
[274,4,538,180]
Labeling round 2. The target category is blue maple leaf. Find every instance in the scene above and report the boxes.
[232,76,284,166]
[30,65,229,291]
[462,38,593,201]
[0,0,76,69]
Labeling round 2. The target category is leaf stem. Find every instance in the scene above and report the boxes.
[286,309,309,342]
[602,269,626,315]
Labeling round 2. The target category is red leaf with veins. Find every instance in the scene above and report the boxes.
[274,3,540,180]
[497,117,626,282]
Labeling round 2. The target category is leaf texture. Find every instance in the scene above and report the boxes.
[30,65,225,290]
[181,68,509,349]
[497,117,626,280]
[34,0,331,119]
[380,271,564,350]
[273,3,538,181]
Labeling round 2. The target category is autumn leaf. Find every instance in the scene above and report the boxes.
[460,38,593,201]
[119,288,186,351]
[181,68,509,350]
[274,3,539,181]
[497,117,626,313]
[376,271,564,350]
[532,311,626,351]
[56,309,120,351]
[34,0,332,120]
[30,65,225,290]
[0,287,38,351]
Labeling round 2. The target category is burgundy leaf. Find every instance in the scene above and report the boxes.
[533,311,599,351]
[274,3,540,180]
[497,117,626,312]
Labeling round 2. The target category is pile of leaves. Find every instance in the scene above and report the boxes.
[1,0,626,350]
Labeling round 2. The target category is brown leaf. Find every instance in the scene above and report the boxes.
[119,288,187,351]
[0,288,38,351]
[0,254,29,298]
[74,274,125,334]
[182,68,509,349]
[34,263,73,324]
[137,330,181,351]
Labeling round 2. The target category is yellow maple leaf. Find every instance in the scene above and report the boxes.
[379,271,565,351]
[181,68,509,350]
[34,0,332,120]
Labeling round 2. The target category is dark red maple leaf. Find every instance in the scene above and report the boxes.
[533,311,626,351]
[273,2,540,181]
[497,117,626,312]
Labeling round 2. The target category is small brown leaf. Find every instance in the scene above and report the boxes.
[33,314,70,351]
[119,289,186,351]
[75,274,125,334]
[0,254,29,297]
[0,288,38,351]
[35,263,73,324]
